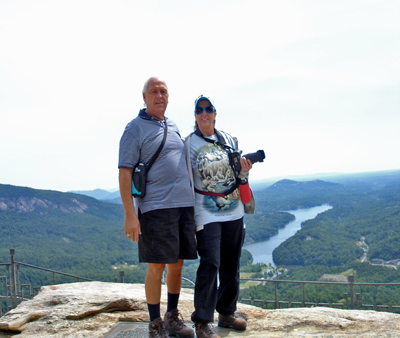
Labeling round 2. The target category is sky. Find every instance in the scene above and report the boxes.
[0,0,399,192]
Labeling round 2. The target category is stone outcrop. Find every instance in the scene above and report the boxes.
[0,197,87,214]
[0,281,399,337]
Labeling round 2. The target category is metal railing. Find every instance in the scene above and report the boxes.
[0,249,191,317]
[239,276,400,313]
[3,249,400,317]
[1,249,96,316]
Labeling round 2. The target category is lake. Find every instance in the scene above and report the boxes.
[243,204,332,266]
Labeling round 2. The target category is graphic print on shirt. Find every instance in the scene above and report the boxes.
[192,142,239,213]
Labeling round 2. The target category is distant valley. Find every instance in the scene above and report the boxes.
[1,169,399,308]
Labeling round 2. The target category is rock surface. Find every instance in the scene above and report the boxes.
[0,281,399,337]
[0,197,87,214]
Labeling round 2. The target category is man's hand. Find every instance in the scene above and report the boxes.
[124,213,141,243]
[119,167,141,243]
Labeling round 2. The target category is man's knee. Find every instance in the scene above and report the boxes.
[167,259,184,271]
[147,263,166,279]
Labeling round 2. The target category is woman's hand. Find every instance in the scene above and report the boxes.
[240,157,253,172]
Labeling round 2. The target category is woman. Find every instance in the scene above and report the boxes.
[185,95,254,338]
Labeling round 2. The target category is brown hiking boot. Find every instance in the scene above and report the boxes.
[149,317,168,338]
[218,312,247,331]
[164,309,195,338]
[195,321,220,338]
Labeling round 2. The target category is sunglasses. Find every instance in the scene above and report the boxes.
[195,106,215,115]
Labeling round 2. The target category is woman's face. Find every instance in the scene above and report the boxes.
[195,100,217,134]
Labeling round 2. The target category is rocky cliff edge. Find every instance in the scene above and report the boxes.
[0,281,399,337]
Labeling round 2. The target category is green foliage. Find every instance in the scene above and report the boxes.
[273,193,400,266]
[240,263,262,273]
[239,170,400,308]
[1,169,399,311]
[0,184,143,285]
[239,262,400,308]
[240,249,253,266]
[244,212,294,244]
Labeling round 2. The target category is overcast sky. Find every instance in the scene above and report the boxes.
[0,0,399,192]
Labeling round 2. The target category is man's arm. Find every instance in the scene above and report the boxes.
[119,167,141,243]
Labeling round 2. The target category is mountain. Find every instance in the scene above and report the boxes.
[1,168,399,289]
[249,169,400,191]
[267,179,343,194]
[240,173,400,309]
[103,195,122,204]
[68,188,120,201]
[70,170,400,205]
[272,180,400,266]
[0,184,144,285]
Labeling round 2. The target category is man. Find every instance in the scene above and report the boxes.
[118,77,197,338]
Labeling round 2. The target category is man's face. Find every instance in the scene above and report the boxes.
[143,79,169,118]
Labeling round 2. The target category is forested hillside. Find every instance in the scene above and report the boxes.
[1,169,399,308]
[0,183,295,286]
[239,170,400,308]
[244,212,295,244]
[272,182,400,266]
[0,184,144,285]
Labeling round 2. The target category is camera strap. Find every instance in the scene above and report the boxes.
[193,128,239,197]
[194,187,226,197]
[194,128,234,152]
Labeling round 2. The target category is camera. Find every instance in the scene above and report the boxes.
[228,149,265,177]
[242,150,265,165]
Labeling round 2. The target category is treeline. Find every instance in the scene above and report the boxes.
[0,185,143,284]
[0,184,296,289]
[1,170,399,306]
[273,187,400,266]
[253,179,352,213]
[244,212,294,244]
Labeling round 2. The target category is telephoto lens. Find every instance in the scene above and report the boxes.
[242,150,265,164]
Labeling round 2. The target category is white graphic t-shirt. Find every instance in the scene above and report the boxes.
[190,133,244,229]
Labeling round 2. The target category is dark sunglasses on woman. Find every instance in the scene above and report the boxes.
[195,106,215,115]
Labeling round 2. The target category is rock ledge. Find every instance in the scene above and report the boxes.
[0,281,399,337]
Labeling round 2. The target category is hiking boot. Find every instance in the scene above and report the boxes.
[149,317,168,338]
[218,312,247,331]
[195,321,220,338]
[164,309,195,338]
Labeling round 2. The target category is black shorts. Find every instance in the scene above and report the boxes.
[138,207,197,264]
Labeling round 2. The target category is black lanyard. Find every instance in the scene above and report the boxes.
[194,128,234,153]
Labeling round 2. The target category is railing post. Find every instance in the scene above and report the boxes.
[6,265,11,311]
[16,264,21,304]
[348,274,354,309]
[119,271,125,283]
[302,283,305,307]
[356,293,361,309]
[10,249,18,308]
[274,281,278,309]
[0,276,8,317]
[343,293,348,309]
